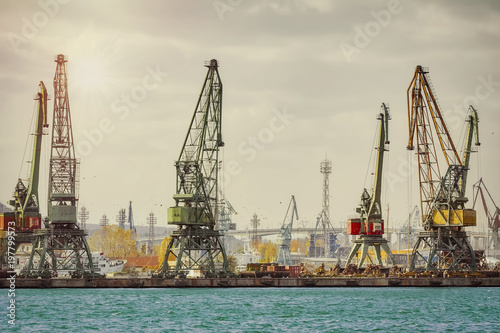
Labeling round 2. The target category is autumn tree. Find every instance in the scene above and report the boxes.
[89,225,138,258]
[258,241,278,263]
[290,237,308,254]
[227,254,238,274]
[156,236,176,268]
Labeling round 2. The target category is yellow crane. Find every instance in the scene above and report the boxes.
[406,66,479,271]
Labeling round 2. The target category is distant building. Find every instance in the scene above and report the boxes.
[0,202,13,213]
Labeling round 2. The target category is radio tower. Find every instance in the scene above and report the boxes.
[26,54,97,278]
[147,212,157,254]
[320,158,332,257]
[78,206,89,230]
[251,213,260,251]
[100,214,109,227]
[116,208,126,229]
[308,158,336,257]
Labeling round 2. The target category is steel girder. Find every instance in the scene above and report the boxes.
[409,229,477,271]
[25,227,97,278]
[156,226,231,278]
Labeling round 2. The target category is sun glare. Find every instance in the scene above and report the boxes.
[72,58,107,91]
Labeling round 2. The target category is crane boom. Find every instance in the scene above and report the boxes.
[460,106,480,197]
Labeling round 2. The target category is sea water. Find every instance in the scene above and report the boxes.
[1,287,499,332]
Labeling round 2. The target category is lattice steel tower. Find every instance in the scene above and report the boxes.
[27,54,96,278]
[78,206,89,230]
[251,213,260,251]
[147,212,157,254]
[100,214,109,227]
[116,208,126,229]
[320,159,332,256]
[308,158,336,257]
[155,59,232,278]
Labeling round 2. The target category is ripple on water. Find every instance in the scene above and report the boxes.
[1,287,499,332]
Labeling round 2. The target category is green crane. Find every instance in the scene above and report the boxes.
[277,195,298,266]
[156,59,232,278]
[8,82,49,230]
[345,103,394,268]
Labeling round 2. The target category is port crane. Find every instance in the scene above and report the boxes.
[3,82,48,231]
[156,59,232,278]
[399,205,421,248]
[218,190,237,233]
[406,66,479,271]
[473,178,500,255]
[26,55,96,278]
[0,82,48,268]
[277,195,298,266]
[346,103,394,268]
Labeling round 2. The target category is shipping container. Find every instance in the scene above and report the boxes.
[288,266,300,278]
[0,212,15,231]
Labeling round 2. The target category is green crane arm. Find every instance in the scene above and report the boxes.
[460,105,480,197]
[23,81,49,212]
[367,103,390,218]
[10,82,48,228]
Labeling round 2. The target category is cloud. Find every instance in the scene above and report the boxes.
[1,0,499,235]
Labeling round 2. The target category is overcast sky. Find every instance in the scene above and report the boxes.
[1,0,499,236]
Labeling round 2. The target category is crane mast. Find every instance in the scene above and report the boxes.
[407,66,478,271]
[156,59,232,278]
[277,195,298,266]
[346,103,394,268]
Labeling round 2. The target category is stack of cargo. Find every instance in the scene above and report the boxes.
[240,263,300,278]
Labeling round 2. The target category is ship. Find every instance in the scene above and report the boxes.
[15,252,126,277]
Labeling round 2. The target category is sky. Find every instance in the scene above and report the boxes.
[1,0,499,237]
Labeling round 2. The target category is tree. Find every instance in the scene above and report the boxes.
[227,254,238,274]
[89,225,138,258]
[257,241,278,263]
[290,237,308,254]
[156,236,176,268]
